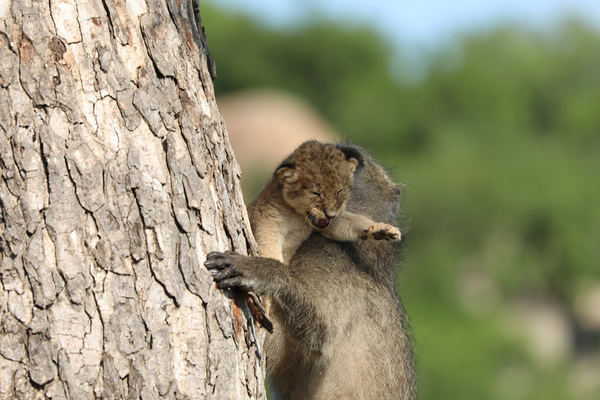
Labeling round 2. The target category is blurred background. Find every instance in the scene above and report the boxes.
[202,1,600,399]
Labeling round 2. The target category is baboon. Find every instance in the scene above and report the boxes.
[205,143,416,400]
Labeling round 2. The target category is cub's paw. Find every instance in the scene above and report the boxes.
[204,251,256,291]
[362,223,402,241]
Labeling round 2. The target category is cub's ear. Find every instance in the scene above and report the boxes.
[336,144,364,170]
[276,163,298,184]
[347,157,358,173]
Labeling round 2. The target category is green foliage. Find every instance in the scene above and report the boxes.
[202,5,600,399]
[202,5,403,139]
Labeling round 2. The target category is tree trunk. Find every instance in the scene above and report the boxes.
[0,0,265,398]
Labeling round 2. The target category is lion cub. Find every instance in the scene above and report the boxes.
[248,140,401,264]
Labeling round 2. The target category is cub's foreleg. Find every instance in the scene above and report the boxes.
[323,211,401,242]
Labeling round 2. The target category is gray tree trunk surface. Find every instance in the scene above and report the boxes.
[0,0,265,398]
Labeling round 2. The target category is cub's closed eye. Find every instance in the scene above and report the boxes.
[312,192,321,198]
[335,189,343,197]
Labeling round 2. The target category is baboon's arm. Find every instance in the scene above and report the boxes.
[204,252,327,354]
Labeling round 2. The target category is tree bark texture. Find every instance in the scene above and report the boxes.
[0,0,265,398]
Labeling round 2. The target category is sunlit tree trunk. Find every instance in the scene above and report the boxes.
[0,0,265,398]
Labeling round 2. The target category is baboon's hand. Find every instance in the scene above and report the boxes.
[204,251,258,292]
[362,222,402,241]
[205,252,275,332]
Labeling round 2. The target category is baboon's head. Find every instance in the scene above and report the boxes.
[276,141,358,230]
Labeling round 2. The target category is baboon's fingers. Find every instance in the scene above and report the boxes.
[215,276,245,290]
[210,265,241,280]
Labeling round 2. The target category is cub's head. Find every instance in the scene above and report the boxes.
[276,141,359,230]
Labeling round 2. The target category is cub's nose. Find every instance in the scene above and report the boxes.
[324,208,338,219]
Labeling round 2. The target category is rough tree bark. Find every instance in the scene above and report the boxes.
[0,0,266,398]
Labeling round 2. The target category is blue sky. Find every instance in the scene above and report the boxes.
[208,0,600,51]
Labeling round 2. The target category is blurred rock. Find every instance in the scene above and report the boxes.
[218,89,338,198]
[575,284,600,331]
[508,295,573,365]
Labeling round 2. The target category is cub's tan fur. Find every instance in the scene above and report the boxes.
[248,140,400,264]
